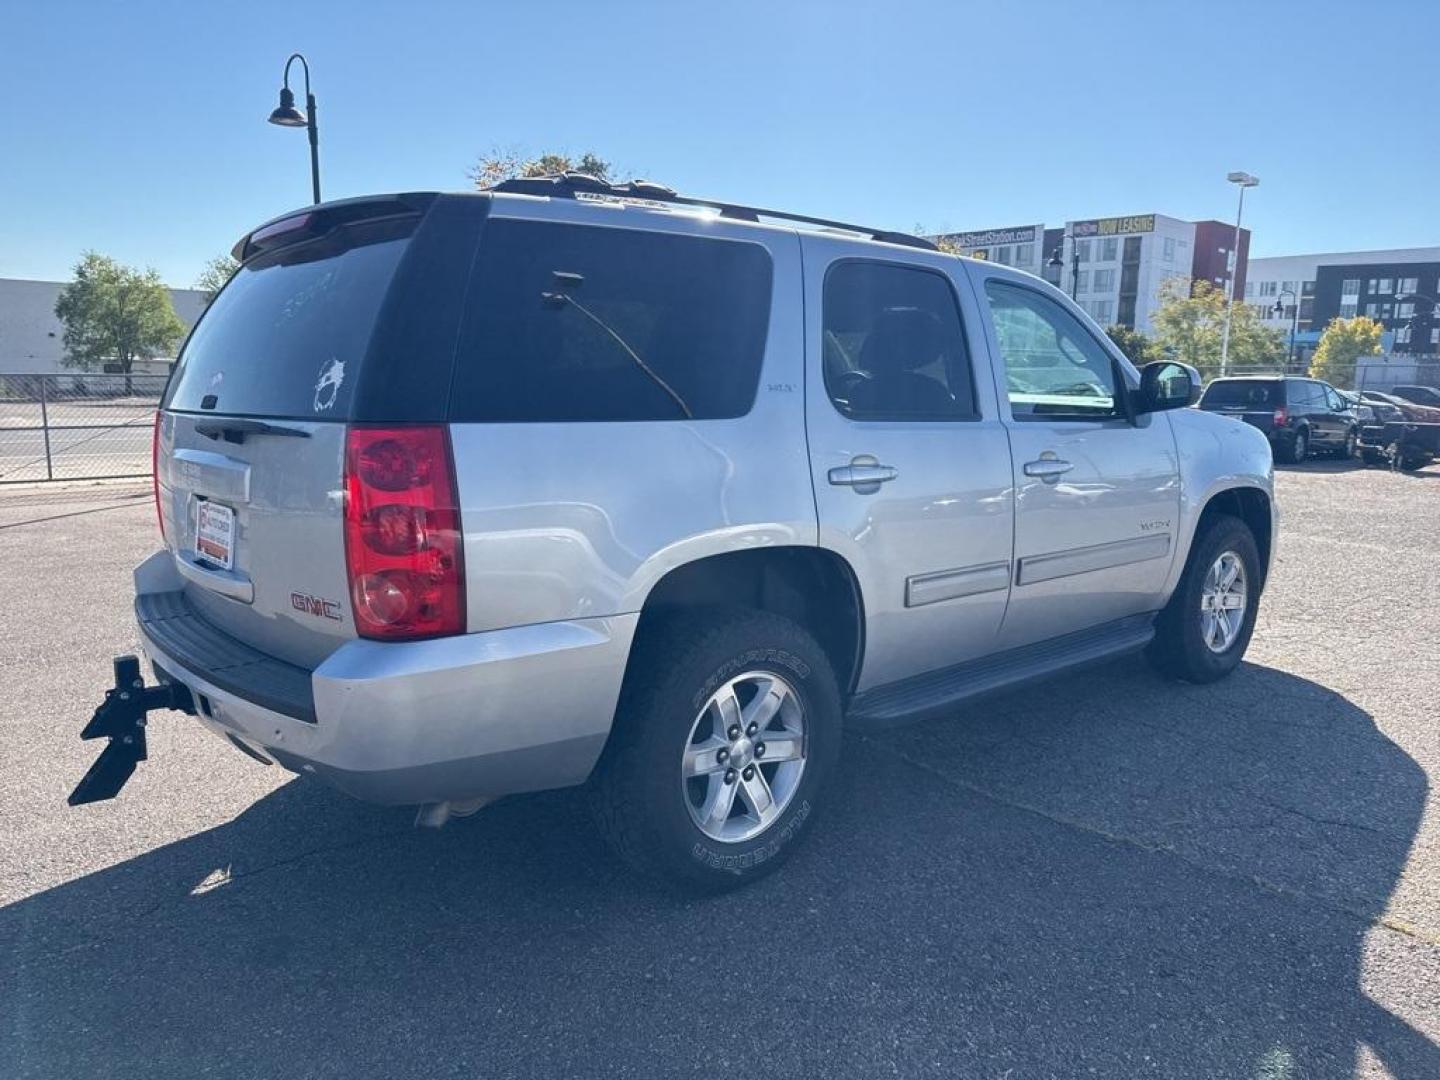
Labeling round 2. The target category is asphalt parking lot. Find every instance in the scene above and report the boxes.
[2,462,1438,1079]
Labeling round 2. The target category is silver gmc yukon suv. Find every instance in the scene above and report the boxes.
[75,176,1275,892]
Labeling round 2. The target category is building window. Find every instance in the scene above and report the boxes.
[1075,270,1090,293]
[992,246,1012,265]
[1399,277,1419,294]
[1377,278,1394,294]
[1244,281,1255,298]
[1076,240,1092,263]
[1258,281,1278,297]
[1431,327,1440,345]
[1098,238,1118,262]
[1282,280,1297,294]
[1092,268,1115,292]
[1014,244,1033,268]
[1302,281,1315,297]
[1342,278,1361,296]
[1395,326,1411,344]
[1365,303,1378,317]
[1397,302,1416,319]
[1340,303,1358,318]
[1162,237,1176,262]
[1095,300,1114,323]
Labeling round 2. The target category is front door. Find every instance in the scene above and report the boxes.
[969,269,1181,649]
[804,238,1015,691]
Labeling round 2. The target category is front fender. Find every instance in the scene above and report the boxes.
[1162,408,1276,599]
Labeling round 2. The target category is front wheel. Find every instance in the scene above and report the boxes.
[590,610,842,893]
[1148,514,1262,683]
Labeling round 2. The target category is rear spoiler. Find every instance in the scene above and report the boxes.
[232,192,440,262]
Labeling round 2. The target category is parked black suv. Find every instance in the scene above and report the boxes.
[1198,376,1358,463]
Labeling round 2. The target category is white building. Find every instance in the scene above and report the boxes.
[0,277,207,375]
[1245,246,1440,335]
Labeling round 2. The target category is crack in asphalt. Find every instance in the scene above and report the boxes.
[863,735,1440,949]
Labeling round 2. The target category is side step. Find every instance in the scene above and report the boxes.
[847,614,1156,729]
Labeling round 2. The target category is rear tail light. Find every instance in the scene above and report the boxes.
[343,426,465,640]
[152,410,165,541]
[1272,406,1289,427]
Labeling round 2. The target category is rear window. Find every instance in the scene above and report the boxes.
[166,217,415,418]
[1200,380,1280,408]
[449,220,772,422]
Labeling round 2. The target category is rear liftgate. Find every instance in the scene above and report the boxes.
[68,655,194,806]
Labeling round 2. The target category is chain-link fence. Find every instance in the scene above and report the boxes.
[0,372,166,484]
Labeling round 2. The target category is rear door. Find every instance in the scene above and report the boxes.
[803,237,1014,690]
[157,198,477,668]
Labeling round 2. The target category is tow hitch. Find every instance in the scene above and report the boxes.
[68,655,195,806]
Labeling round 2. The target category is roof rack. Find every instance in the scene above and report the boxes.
[488,172,938,251]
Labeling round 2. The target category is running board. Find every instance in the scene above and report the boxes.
[847,614,1156,729]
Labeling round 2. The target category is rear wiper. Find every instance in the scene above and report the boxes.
[194,419,312,444]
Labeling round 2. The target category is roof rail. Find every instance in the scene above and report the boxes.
[488,173,938,251]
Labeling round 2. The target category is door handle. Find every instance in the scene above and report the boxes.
[828,462,898,488]
[1023,458,1074,482]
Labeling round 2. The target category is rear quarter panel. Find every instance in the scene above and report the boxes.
[449,202,815,631]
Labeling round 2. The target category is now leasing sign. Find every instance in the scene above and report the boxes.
[1070,214,1157,238]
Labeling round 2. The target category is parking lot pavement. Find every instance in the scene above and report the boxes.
[2,461,1438,1079]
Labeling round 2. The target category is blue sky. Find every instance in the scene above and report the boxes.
[3,0,1437,287]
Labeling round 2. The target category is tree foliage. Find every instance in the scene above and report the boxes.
[1149,277,1286,378]
[471,148,621,189]
[53,253,186,372]
[195,254,239,305]
[1308,316,1383,388]
[1104,324,1154,364]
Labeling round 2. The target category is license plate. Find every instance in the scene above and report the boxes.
[195,501,235,570]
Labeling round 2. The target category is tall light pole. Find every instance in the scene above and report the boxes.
[268,53,321,204]
[1274,289,1299,370]
[1218,171,1259,376]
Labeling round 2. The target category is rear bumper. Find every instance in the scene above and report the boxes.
[132,552,637,805]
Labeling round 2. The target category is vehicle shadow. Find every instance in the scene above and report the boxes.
[2,661,1434,1079]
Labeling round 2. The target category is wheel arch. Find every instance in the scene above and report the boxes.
[635,547,866,697]
[1196,486,1273,592]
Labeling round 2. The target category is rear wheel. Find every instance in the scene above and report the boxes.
[590,610,841,893]
[1148,514,1261,683]
[1277,427,1308,464]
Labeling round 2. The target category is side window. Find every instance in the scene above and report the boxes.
[984,281,1121,421]
[1324,387,1345,410]
[451,220,773,422]
[822,261,977,421]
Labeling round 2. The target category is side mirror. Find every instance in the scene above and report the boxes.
[1136,360,1201,414]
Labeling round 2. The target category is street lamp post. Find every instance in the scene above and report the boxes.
[1218,171,1259,377]
[268,53,321,204]
[1047,234,1081,300]
[1274,290,1299,371]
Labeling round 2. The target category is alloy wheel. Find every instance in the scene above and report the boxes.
[681,670,807,843]
[1200,550,1248,654]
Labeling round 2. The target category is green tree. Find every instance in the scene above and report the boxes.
[54,253,186,376]
[471,148,621,189]
[1308,316,1383,388]
[195,254,239,305]
[1149,277,1286,379]
[1104,324,1154,364]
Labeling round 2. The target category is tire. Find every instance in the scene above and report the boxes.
[1341,428,1359,459]
[1361,447,1387,467]
[1147,513,1261,684]
[1277,428,1308,464]
[589,609,842,893]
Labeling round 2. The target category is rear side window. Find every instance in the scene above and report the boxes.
[166,217,415,418]
[1200,380,1280,408]
[822,261,977,421]
[450,221,772,422]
